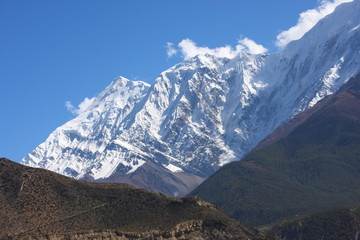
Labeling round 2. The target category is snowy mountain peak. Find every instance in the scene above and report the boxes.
[22,76,150,180]
[111,76,150,88]
[22,0,360,196]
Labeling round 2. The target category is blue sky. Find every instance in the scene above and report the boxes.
[1,0,346,162]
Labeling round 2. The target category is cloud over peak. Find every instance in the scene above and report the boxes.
[178,38,239,60]
[276,0,353,48]
[66,97,94,115]
[167,37,267,60]
[237,38,268,55]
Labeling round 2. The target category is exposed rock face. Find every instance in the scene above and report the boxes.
[11,220,258,240]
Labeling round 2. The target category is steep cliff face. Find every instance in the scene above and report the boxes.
[22,1,360,196]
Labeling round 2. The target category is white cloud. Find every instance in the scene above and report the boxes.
[65,101,76,114]
[171,37,266,60]
[276,0,353,48]
[65,97,94,115]
[237,37,268,54]
[178,38,238,60]
[166,42,177,58]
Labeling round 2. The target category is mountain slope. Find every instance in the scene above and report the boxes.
[190,72,360,226]
[0,158,267,240]
[267,205,360,240]
[22,0,360,196]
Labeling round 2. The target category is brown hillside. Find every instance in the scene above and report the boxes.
[0,158,267,240]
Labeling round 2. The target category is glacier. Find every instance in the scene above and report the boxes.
[22,1,360,196]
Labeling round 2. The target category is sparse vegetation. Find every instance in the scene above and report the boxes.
[0,158,267,240]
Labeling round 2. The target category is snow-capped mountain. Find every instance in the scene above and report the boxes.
[23,77,150,179]
[22,1,360,196]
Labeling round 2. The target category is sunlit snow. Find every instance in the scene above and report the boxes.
[22,1,360,184]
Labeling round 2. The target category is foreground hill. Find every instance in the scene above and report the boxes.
[267,205,360,240]
[0,158,266,240]
[190,72,360,226]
